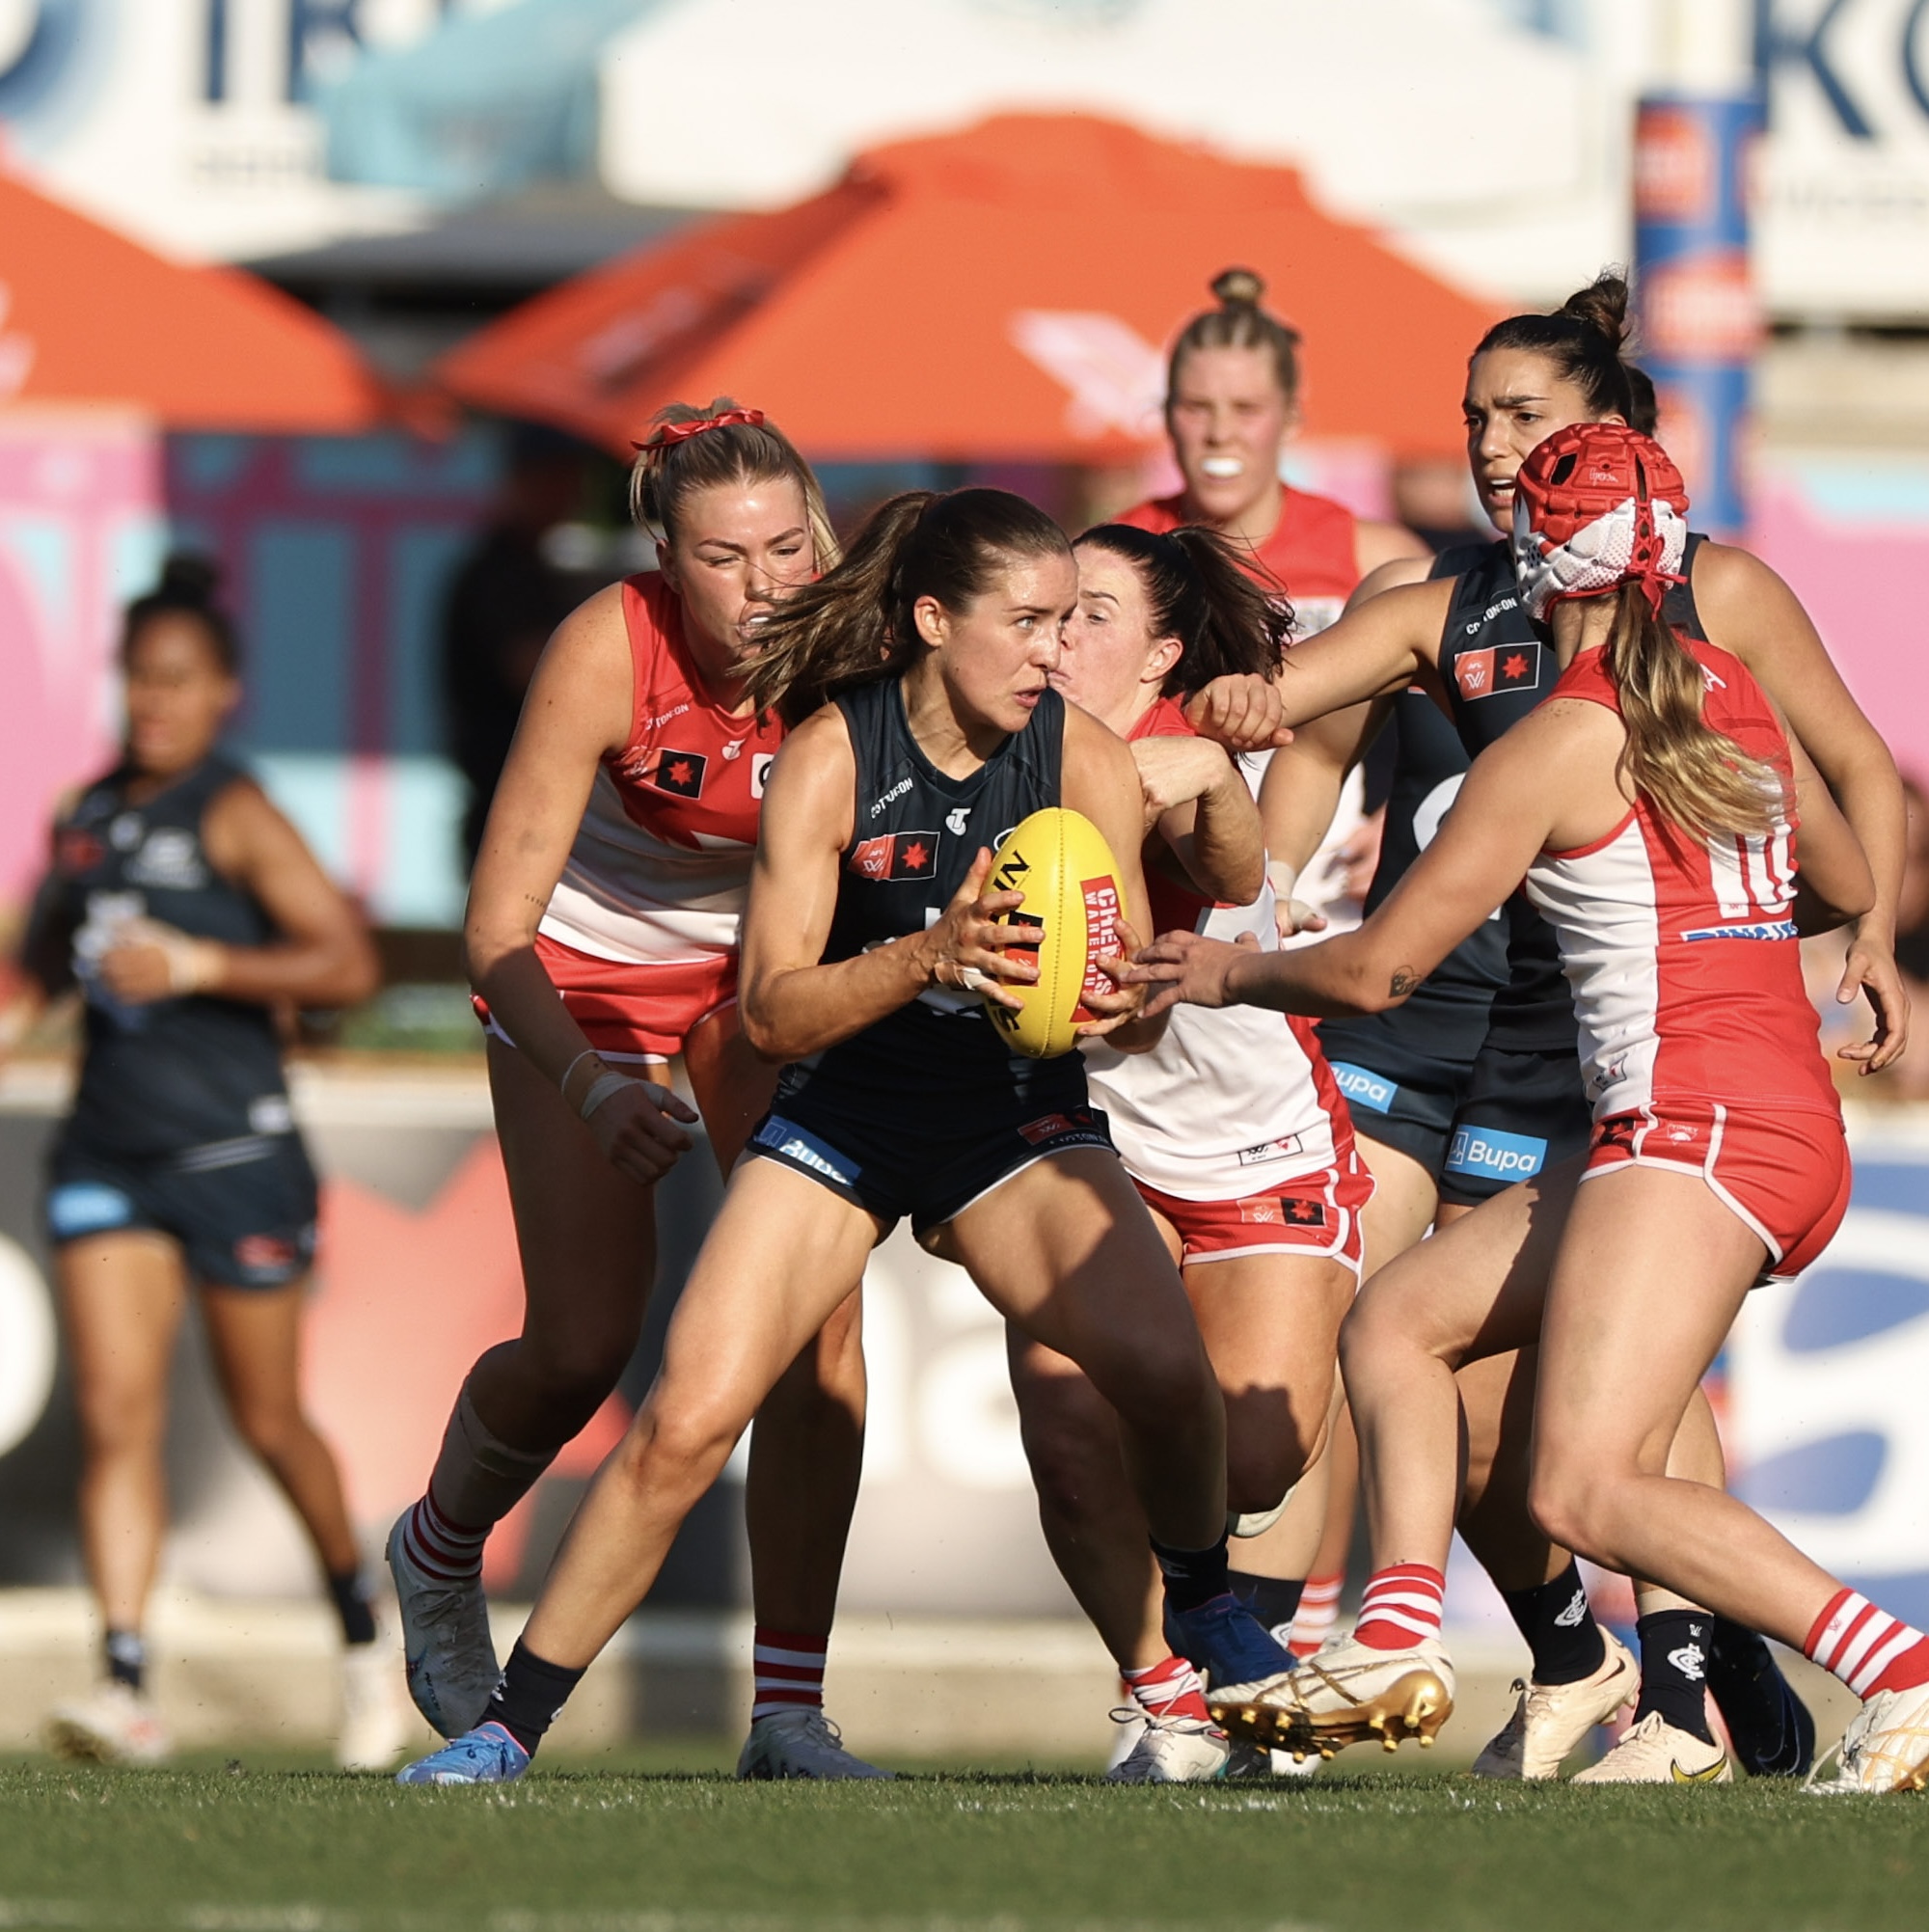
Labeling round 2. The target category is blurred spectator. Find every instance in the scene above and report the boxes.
[442,423,592,870]
[1391,454,1488,554]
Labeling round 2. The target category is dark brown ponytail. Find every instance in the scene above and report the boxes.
[745,488,1070,726]
[1074,523,1290,695]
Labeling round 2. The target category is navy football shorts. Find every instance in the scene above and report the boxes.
[745,1078,1115,1241]
[1436,1041,1592,1207]
[1318,999,1483,1181]
[46,1133,319,1290]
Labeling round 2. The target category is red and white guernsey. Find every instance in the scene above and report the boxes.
[1116,487,1360,639]
[540,575,786,967]
[1524,639,1837,1124]
[1083,698,1353,1200]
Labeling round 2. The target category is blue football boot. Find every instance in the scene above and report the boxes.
[1166,1592,1294,1691]
[395,1721,531,1786]
[1709,1619,1816,1778]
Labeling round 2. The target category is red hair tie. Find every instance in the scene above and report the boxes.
[632,407,766,452]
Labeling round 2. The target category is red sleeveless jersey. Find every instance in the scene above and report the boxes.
[539,574,786,966]
[1523,639,1836,1122]
[1116,487,1361,636]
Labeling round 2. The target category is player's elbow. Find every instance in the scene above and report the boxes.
[737,980,792,1063]
[331,930,381,1008]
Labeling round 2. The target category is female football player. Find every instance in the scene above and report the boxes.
[1016,521,1372,1781]
[1133,424,1929,1795]
[387,403,885,1780]
[394,487,1291,1785]
[7,558,399,1770]
[1250,274,1909,1781]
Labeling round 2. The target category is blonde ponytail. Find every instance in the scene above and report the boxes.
[1602,584,1783,842]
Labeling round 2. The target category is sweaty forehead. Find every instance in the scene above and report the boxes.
[677,476,807,545]
[987,547,1077,607]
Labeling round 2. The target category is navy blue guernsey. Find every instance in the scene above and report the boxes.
[36,755,297,1163]
[1436,535,1709,1052]
[777,677,1082,1110]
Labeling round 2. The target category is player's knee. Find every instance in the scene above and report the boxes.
[231,1403,301,1464]
[522,1329,637,1421]
[623,1395,742,1494]
[1526,1459,1611,1565]
[75,1384,164,1457]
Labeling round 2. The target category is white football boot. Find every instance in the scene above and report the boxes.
[47,1681,173,1766]
[736,1708,894,1780]
[1807,1681,1929,1795]
[386,1511,500,1739]
[1472,1630,1640,1780]
[337,1638,412,1772]
[1571,1709,1732,1784]
[1104,1707,1231,1783]
[1209,1633,1455,1760]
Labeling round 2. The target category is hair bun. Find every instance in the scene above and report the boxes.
[156,554,221,607]
[1210,267,1266,310]
[1559,271,1631,349]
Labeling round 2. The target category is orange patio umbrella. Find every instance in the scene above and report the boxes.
[437,114,1496,464]
[0,170,383,431]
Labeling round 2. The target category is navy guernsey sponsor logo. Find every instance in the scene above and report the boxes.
[650,749,708,799]
[1329,1062,1397,1115]
[849,831,937,882]
[1454,639,1542,703]
[1446,1125,1548,1182]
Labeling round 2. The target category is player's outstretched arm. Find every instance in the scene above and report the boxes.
[739,708,1043,1063]
[1698,540,1911,1070]
[1131,711,1567,1019]
[1272,576,1453,728]
[1132,733,1264,906]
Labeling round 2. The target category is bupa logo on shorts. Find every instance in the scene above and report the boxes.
[46,1182,137,1238]
[649,749,708,799]
[1329,1062,1397,1115]
[1446,1125,1548,1182]
[849,832,937,882]
[753,1115,858,1186]
[1454,639,1541,703]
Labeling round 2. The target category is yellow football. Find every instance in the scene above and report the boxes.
[982,807,1128,1059]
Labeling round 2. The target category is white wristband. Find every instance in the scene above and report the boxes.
[559,1048,601,1102]
[579,1070,637,1121]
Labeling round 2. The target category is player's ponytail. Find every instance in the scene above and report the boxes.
[747,487,1072,726]
[1075,523,1290,695]
[1603,584,1784,844]
[630,396,839,572]
[1473,271,1641,422]
[1167,267,1302,408]
[122,553,240,673]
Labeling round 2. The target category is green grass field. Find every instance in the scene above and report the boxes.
[0,1753,1922,1932]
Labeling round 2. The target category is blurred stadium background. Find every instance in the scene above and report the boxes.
[0,0,1926,1764]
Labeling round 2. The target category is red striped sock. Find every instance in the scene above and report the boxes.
[399,1489,487,1583]
[1290,1573,1345,1659]
[1122,1654,1211,1725]
[751,1626,828,1721]
[1353,1564,1446,1651]
[1805,1590,1929,1699]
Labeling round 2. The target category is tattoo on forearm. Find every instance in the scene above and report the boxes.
[1389,966,1418,998]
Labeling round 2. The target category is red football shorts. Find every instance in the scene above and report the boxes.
[1583,1099,1850,1282]
[1133,1142,1374,1274]
[473,935,739,1064]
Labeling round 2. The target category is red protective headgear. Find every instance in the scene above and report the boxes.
[1510,422,1690,621]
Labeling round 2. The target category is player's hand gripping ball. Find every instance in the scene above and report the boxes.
[981,808,1128,1058]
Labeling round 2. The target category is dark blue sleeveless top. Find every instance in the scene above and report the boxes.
[777,677,1082,1109]
[41,754,297,1161]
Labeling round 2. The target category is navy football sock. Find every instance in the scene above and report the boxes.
[1499,1562,1607,1687]
[1633,1609,1716,1744]
[487,1639,585,1757]
[1230,1571,1305,1636]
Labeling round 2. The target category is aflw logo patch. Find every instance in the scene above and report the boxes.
[1454,639,1541,702]
[849,832,937,882]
